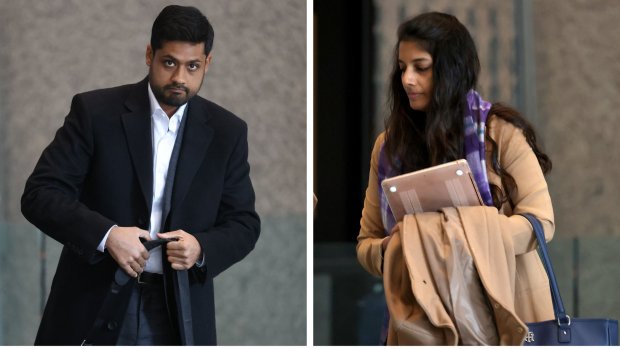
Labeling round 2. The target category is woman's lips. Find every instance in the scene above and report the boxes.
[407,92,420,100]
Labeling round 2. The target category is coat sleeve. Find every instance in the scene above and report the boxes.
[356,133,390,277]
[486,116,555,255]
[195,122,261,279]
[21,94,115,262]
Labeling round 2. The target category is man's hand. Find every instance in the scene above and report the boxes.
[105,226,151,277]
[158,230,202,270]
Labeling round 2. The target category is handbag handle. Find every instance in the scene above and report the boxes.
[519,213,570,326]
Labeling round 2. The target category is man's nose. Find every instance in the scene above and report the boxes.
[171,67,187,85]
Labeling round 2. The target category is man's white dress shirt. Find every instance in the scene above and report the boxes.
[97,83,186,274]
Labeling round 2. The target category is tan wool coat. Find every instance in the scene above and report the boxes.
[357,116,556,345]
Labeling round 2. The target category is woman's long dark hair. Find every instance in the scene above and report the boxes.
[384,12,551,210]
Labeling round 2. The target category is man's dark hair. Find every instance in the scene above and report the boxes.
[151,5,214,55]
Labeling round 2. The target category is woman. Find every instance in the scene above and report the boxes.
[357,12,555,345]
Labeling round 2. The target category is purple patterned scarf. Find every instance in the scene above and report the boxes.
[378,90,494,236]
[463,90,494,205]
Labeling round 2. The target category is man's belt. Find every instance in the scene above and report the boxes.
[136,271,163,285]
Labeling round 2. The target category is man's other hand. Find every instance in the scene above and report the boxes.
[158,230,201,270]
[106,226,151,277]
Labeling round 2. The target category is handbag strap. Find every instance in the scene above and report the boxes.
[519,213,570,326]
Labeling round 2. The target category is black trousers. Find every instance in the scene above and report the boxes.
[116,276,180,345]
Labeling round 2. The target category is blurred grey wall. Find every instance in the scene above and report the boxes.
[532,0,620,237]
[0,0,306,345]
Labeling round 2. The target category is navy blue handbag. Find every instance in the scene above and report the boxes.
[520,214,619,346]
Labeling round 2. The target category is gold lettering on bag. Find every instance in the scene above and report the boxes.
[524,331,535,343]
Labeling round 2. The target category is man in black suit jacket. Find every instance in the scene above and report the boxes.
[21,5,260,345]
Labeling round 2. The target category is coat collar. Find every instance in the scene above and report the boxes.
[170,98,214,216]
[121,78,153,209]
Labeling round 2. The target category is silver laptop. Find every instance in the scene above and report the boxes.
[381,159,484,222]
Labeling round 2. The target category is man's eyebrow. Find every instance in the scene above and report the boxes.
[160,54,203,63]
[161,54,178,61]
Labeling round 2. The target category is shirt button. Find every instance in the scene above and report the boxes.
[493,303,500,309]
[107,321,118,331]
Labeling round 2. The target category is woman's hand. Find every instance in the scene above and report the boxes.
[382,224,401,252]
[381,235,392,252]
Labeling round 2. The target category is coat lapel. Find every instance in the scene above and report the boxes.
[121,79,153,209]
[169,101,214,216]
[164,101,213,346]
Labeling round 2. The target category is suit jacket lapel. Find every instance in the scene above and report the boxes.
[169,101,214,217]
[121,78,153,210]
[163,101,212,346]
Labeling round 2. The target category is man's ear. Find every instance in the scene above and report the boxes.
[204,53,213,73]
[146,44,153,66]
